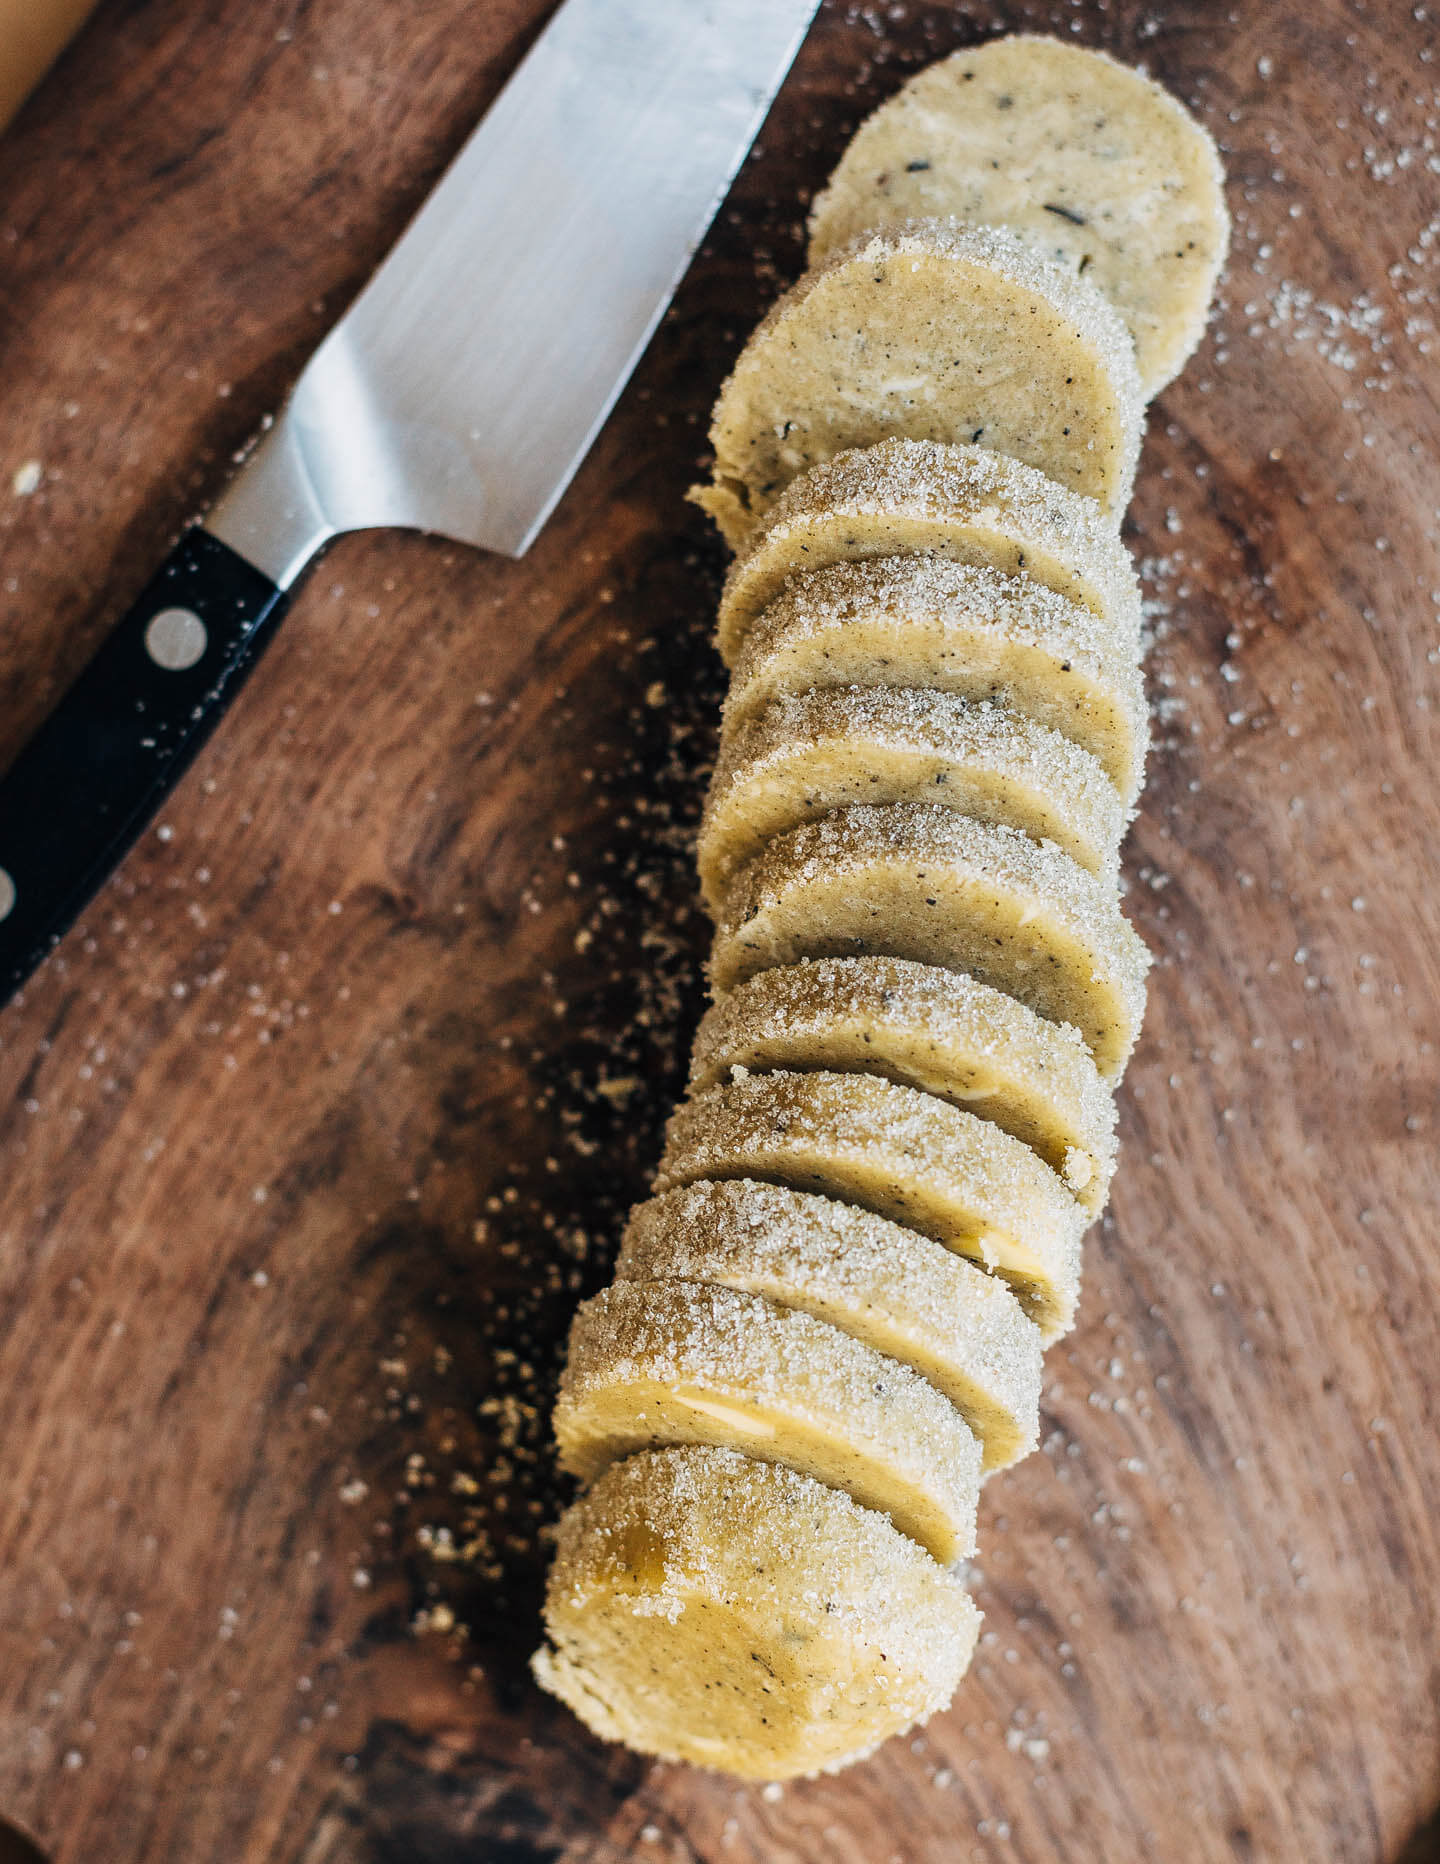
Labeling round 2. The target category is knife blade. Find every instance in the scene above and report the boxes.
[0,0,819,1002]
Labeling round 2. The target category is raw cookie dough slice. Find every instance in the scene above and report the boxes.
[655,1069,1085,1337]
[709,802,1148,1078]
[724,554,1148,802]
[689,955,1117,1211]
[698,684,1124,910]
[693,222,1142,545]
[532,1445,981,1779]
[715,438,1142,664]
[555,1279,983,1562]
[807,35,1230,398]
[617,1179,1043,1469]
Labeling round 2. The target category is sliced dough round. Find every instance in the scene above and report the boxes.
[617,1179,1042,1469]
[689,956,1116,1211]
[715,438,1142,664]
[709,802,1148,1078]
[532,1445,981,1779]
[698,684,1124,910]
[724,555,1148,802]
[555,1279,982,1562]
[655,1069,1085,1338]
[693,222,1142,547]
[807,35,1230,398]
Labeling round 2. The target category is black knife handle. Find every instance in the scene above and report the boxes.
[0,529,289,1001]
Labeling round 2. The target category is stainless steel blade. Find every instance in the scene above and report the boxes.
[208,0,819,584]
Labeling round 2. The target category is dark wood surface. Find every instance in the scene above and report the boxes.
[0,2,1437,1859]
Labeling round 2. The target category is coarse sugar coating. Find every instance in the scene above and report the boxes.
[689,955,1117,1211]
[715,438,1142,664]
[806,35,1230,398]
[535,29,1226,1789]
[655,1068,1085,1338]
[555,1278,982,1562]
[724,553,1148,801]
[697,683,1124,910]
[692,221,1143,547]
[617,1178,1043,1469]
[709,802,1149,1078]
[532,1446,981,1779]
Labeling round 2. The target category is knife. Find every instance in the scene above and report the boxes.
[0,0,819,1002]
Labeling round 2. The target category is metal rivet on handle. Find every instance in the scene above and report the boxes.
[144,607,209,671]
[0,868,14,922]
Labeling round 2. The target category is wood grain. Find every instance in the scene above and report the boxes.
[0,2,1436,1860]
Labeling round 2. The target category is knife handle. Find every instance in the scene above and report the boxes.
[0,529,288,1001]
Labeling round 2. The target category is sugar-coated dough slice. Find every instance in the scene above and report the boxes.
[710,802,1147,1078]
[689,956,1116,1211]
[556,1279,982,1562]
[693,222,1142,546]
[698,684,1124,910]
[716,438,1141,664]
[617,1179,1042,1469]
[807,35,1229,398]
[532,1446,981,1779]
[725,555,1148,802]
[655,1069,1085,1337]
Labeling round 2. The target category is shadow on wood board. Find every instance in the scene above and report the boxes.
[1396,1804,1440,1864]
[0,1820,47,1864]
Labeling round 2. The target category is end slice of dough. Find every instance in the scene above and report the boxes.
[725,554,1149,802]
[556,1279,982,1562]
[715,438,1141,665]
[533,1446,981,1779]
[617,1179,1043,1469]
[689,955,1117,1211]
[698,683,1125,910]
[655,1068,1085,1338]
[806,34,1230,398]
[693,221,1142,545]
[709,802,1148,1078]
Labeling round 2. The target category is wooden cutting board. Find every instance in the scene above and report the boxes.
[0,2,1436,1859]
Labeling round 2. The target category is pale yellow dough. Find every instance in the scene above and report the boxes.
[535,31,1226,1788]
[698,683,1123,911]
[715,438,1142,665]
[617,1178,1043,1469]
[556,1279,983,1561]
[532,1446,981,1779]
[655,1068,1085,1337]
[693,221,1142,546]
[724,554,1148,802]
[710,802,1148,1078]
[689,955,1117,1211]
[807,35,1230,397]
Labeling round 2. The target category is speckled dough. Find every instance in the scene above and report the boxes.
[716,438,1142,665]
[692,222,1142,547]
[724,554,1148,802]
[698,683,1124,910]
[655,1069,1086,1338]
[538,33,1224,1787]
[556,1279,983,1562]
[617,1179,1043,1469]
[689,955,1117,1211]
[532,1446,981,1779]
[807,35,1229,398]
[710,802,1148,1078]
